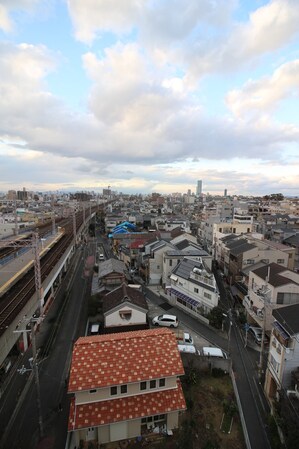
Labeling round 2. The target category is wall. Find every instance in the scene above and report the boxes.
[75,376,177,404]
[105,307,147,328]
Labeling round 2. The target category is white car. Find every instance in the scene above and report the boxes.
[152,314,178,328]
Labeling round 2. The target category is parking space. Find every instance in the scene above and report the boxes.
[145,294,212,352]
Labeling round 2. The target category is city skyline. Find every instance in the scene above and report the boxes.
[0,1,299,196]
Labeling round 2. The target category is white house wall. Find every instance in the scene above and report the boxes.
[105,308,146,328]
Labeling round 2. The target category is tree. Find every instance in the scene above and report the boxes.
[207,306,224,329]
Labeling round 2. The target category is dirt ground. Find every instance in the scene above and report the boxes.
[126,367,246,449]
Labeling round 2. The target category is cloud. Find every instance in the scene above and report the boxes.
[183,0,299,79]
[226,59,299,119]
[0,0,39,33]
[67,0,143,44]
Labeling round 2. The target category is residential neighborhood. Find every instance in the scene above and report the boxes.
[0,188,299,449]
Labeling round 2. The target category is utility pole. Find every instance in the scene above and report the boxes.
[32,232,43,317]
[15,318,44,439]
[51,194,56,236]
[14,201,19,236]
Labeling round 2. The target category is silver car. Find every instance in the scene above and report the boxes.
[152,314,178,328]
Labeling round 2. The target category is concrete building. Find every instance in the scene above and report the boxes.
[196,180,202,197]
[264,303,299,409]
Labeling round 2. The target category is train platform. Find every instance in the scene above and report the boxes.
[0,232,64,296]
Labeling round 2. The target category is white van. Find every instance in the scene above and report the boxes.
[201,347,227,359]
[98,253,105,261]
[178,344,197,354]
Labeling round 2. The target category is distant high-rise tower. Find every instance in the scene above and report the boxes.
[224,189,227,197]
[196,180,202,197]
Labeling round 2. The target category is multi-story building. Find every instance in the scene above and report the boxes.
[264,303,299,409]
[215,234,295,282]
[244,263,299,331]
[67,329,186,447]
[165,257,219,322]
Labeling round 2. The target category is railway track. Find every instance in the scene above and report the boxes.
[0,205,100,337]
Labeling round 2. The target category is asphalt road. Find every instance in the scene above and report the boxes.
[0,242,92,449]
[144,284,272,449]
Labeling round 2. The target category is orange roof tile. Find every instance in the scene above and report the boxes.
[68,328,184,392]
[68,380,186,431]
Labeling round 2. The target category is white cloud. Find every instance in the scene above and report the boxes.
[183,0,299,79]
[0,0,39,33]
[67,0,144,44]
[226,59,299,119]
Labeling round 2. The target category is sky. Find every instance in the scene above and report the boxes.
[0,0,299,197]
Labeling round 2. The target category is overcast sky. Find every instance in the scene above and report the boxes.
[0,0,299,196]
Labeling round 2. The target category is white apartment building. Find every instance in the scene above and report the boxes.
[264,303,299,409]
[164,258,219,323]
[244,263,299,331]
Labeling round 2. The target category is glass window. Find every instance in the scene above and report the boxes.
[140,381,147,390]
[159,378,165,387]
[121,384,127,394]
[150,380,156,389]
[89,389,96,394]
[110,386,117,395]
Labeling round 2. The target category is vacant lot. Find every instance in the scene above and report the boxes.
[126,367,246,449]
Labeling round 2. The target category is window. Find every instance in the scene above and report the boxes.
[204,292,212,300]
[89,389,96,394]
[119,310,132,321]
[121,384,127,394]
[150,380,156,389]
[169,259,173,267]
[157,265,160,269]
[277,259,285,264]
[159,378,165,387]
[194,288,199,293]
[140,381,147,391]
[110,386,117,395]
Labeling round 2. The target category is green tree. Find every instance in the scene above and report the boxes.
[207,306,224,329]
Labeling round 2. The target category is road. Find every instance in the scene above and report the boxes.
[0,241,93,449]
[144,282,272,449]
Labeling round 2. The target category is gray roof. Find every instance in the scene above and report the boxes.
[103,283,148,314]
[230,242,256,256]
[252,263,298,288]
[220,234,239,243]
[283,234,299,246]
[98,258,126,277]
[273,303,299,336]
[165,249,209,257]
[226,238,248,249]
[175,239,199,250]
[172,258,216,293]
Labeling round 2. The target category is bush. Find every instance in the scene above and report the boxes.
[211,367,226,378]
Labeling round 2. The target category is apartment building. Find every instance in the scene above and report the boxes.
[264,303,299,409]
[67,329,186,447]
[215,234,295,283]
[165,257,219,322]
[244,263,299,331]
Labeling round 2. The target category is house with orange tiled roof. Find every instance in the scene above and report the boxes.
[67,328,186,448]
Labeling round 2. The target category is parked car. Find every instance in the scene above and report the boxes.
[200,347,227,359]
[248,326,263,344]
[152,314,178,328]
